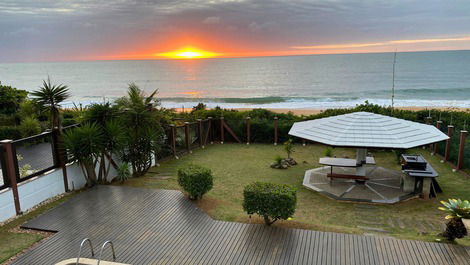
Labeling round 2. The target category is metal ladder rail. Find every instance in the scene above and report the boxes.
[76,238,95,265]
[97,240,116,265]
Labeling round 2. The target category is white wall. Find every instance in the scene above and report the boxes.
[0,157,119,223]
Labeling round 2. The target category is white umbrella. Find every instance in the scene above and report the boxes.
[289,112,449,176]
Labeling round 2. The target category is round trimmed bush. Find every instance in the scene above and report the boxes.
[177,164,213,200]
[243,182,297,225]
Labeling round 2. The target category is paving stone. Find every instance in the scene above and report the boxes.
[396,218,406,229]
[358,219,384,226]
[357,226,389,233]
[416,220,428,232]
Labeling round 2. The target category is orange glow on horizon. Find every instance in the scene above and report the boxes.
[157,47,221,59]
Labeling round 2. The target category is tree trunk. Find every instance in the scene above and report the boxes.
[84,161,97,187]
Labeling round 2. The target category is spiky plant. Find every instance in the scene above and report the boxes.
[116,83,164,176]
[31,77,70,130]
[439,199,470,219]
[64,123,104,186]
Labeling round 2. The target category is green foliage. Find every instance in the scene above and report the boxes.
[192,102,207,111]
[243,182,297,225]
[116,163,131,183]
[19,117,41,137]
[274,155,283,164]
[177,164,213,200]
[283,139,294,159]
[0,126,22,140]
[324,147,333,157]
[0,82,28,115]
[393,149,407,164]
[17,100,39,119]
[31,77,70,129]
[439,199,470,219]
[64,123,104,186]
[116,83,166,176]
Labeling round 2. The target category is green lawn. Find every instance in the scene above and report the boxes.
[0,192,77,264]
[121,143,470,245]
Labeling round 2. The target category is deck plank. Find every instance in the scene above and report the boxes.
[10,186,470,265]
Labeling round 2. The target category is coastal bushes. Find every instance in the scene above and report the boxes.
[243,182,297,225]
[177,164,213,200]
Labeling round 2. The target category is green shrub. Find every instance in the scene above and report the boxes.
[177,164,213,200]
[19,117,41,137]
[243,182,297,225]
[0,126,22,140]
[324,147,333,157]
[116,163,131,183]
[0,82,28,115]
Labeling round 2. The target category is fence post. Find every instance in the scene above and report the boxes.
[207,117,213,144]
[0,140,22,215]
[185,122,191,153]
[246,117,251,145]
[444,125,454,162]
[220,116,224,144]
[433,121,443,155]
[197,119,204,148]
[457,130,468,170]
[170,124,177,158]
[274,116,279,145]
[52,127,69,192]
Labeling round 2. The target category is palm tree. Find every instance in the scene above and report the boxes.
[116,83,164,176]
[31,77,70,130]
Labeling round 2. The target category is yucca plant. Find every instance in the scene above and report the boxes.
[31,77,70,130]
[64,123,104,187]
[116,83,164,176]
[439,199,470,219]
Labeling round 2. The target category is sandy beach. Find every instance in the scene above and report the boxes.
[176,106,470,115]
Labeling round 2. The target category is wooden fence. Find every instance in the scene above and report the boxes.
[1,116,468,220]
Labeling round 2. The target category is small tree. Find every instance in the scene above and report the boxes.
[64,123,104,186]
[284,139,294,159]
[31,77,70,130]
[177,164,213,200]
[243,182,297,226]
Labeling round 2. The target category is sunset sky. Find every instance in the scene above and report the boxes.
[1,0,470,62]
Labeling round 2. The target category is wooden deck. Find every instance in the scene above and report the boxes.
[12,186,470,265]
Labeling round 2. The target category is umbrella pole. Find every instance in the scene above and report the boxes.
[355,148,367,177]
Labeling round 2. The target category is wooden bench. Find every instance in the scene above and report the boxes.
[327,172,369,180]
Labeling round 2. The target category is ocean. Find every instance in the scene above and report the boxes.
[1,50,470,109]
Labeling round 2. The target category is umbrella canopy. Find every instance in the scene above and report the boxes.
[288,112,449,149]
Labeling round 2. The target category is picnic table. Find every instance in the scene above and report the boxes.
[319,157,376,181]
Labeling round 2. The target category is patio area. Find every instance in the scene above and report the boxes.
[303,165,416,204]
[11,185,470,264]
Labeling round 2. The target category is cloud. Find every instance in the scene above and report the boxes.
[292,36,470,50]
[1,0,470,62]
[203,16,220,24]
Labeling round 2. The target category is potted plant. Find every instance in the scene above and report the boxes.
[438,199,470,240]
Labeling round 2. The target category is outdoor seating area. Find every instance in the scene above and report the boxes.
[289,112,450,204]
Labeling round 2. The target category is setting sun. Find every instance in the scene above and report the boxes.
[157,47,220,59]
